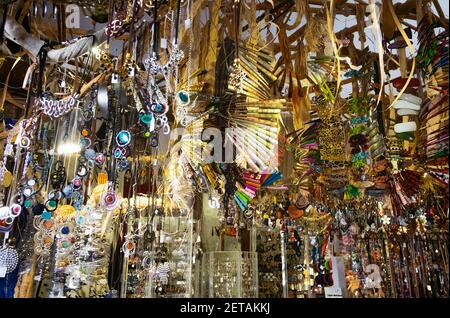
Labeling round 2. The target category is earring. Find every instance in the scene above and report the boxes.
[0,245,19,274]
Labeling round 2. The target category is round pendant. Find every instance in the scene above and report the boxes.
[102,190,119,210]
[49,190,63,200]
[19,137,31,148]
[95,153,106,166]
[60,225,71,235]
[84,149,96,160]
[81,128,91,137]
[150,102,167,115]
[72,177,83,190]
[71,191,81,201]
[140,113,154,125]
[0,247,19,274]
[114,147,124,159]
[60,239,71,249]
[122,240,136,255]
[176,90,190,105]
[150,136,158,147]
[76,164,88,177]
[22,186,33,197]
[80,137,92,149]
[45,199,58,212]
[116,130,131,147]
[42,210,52,220]
[118,158,129,170]
[10,204,22,217]
[24,200,32,208]
[2,170,12,188]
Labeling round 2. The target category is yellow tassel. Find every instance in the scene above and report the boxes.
[97,172,108,185]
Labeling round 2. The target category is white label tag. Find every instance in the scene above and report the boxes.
[161,38,167,49]
[0,266,8,278]
[185,19,192,29]
[149,118,155,132]
[4,144,13,156]
[324,286,343,298]
[111,73,119,84]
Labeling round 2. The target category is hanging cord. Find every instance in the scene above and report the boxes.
[144,0,158,96]
[234,0,241,60]
[325,0,340,103]
[173,0,182,45]
[37,43,51,98]
[75,42,95,94]
[152,0,159,58]
[106,0,114,46]
[127,0,138,55]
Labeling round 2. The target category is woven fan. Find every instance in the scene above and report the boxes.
[221,98,289,173]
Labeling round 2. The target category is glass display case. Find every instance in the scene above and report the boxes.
[256,228,283,298]
[201,251,258,298]
[144,215,195,298]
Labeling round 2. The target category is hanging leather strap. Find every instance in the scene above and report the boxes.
[174,0,182,45]
[152,0,159,57]
[37,43,50,98]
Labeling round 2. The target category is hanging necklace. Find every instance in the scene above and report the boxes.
[228,0,246,94]
[176,0,194,127]
[144,0,184,79]
[142,0,184,137]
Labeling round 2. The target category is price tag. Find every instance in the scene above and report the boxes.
[0,266,7,278]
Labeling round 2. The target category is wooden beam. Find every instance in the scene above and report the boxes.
[432,0,449,30]
[0,88,25,109]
